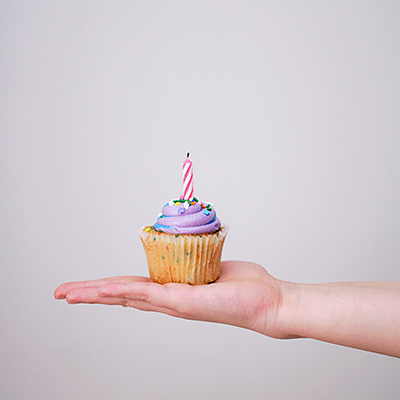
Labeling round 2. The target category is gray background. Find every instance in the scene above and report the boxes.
[1,1,399,399]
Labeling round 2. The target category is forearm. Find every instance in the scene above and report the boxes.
[276,280,400,357]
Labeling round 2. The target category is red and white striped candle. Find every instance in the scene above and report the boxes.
[182,153,194,200]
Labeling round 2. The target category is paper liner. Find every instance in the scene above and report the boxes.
[138,226,228,285]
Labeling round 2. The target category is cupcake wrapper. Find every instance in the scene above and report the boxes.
[138,226,228,285]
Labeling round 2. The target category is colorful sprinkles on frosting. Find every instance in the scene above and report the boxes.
[151,195,221,235]
[166,197,202,215]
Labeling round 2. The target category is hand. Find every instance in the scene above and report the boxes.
[54,261,400,357]
[54,260,287,338]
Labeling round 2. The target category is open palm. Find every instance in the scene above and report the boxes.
[54,261,284,337]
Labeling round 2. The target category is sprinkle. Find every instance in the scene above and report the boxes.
[175,202,181,205]
[184,202,189,210]
[203,210,210,215]
[193,197,198,202]
[175,234,180,238]
[144,227,151,232]
[178,207,185,214]
[191,201,196,205]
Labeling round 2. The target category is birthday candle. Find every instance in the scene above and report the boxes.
[182,153,194,199]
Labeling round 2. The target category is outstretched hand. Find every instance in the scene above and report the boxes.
[54,261,400,357]
[54,261,287,338]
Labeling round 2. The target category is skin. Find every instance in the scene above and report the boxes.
[54,260,400,358]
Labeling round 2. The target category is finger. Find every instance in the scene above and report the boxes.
[64,286,152,307]
[98,281,207,319]
[65,285,191,317]
[98,281,171,306]
[54,276,152,299]
[65,287,124,305]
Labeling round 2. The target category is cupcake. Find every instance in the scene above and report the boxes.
[138,155,228,285]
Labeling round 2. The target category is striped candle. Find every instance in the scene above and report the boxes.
[182,153,194,199]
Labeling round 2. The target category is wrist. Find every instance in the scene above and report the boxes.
[270,279,304,339]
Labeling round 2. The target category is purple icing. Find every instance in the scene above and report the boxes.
[154,200,221,234]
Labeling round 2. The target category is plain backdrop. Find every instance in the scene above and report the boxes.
[1,1,399,399]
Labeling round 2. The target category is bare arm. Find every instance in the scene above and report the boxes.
[54,260,400,358]
[279,280,400,357]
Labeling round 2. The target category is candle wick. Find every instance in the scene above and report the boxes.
[187,152,190,158]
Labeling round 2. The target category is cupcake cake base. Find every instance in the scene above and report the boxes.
[139,226,228,285]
